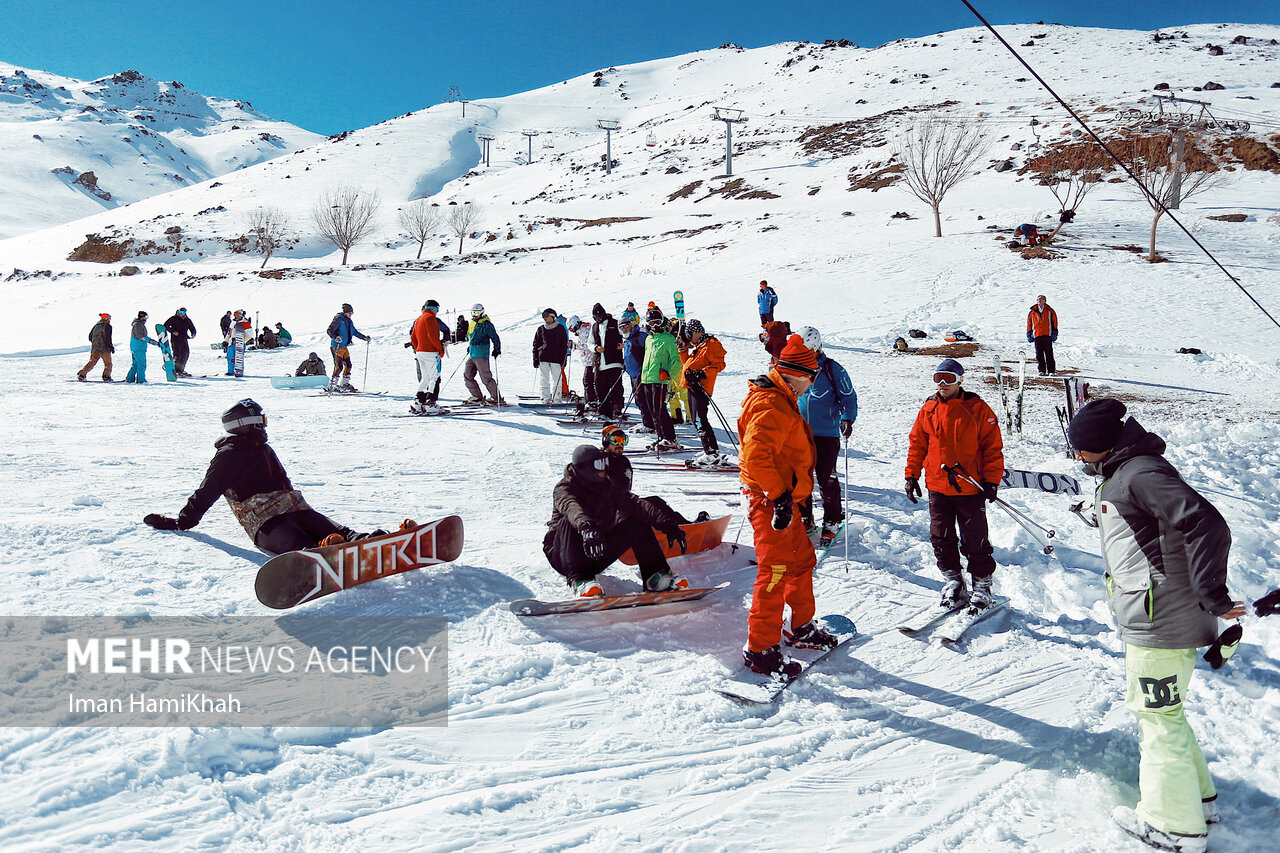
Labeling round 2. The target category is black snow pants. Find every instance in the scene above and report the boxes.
[927,491,995,579]
[543,515,672,583]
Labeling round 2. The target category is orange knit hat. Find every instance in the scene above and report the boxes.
[775,334,818,378]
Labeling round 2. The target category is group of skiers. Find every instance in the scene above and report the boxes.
[406,301,502,412]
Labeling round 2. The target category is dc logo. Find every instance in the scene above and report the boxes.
[1139,676,1181,709]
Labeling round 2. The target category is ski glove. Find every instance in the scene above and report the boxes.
[1026,331,1034,343]
[493,350,501,358]
[664,527,688,554]
[981,482,999,503]
[839,419,853,439]
[771,490,793,530]
[144,513,179,531]
[580,523,607,560]
[533,356,540,368]
[904,478,922,504]
[1255,588,1280,617]
[685,369,706,385]
[1051,332,1058,342]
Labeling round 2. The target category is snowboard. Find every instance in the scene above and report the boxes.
[999,468,1081,496]
[254,515,464,609]
[154,325,177,382]
[673,290,685,321]
[717,615,861,704]
[509,581,728,617]
[618,514,731,565]
[270,374,330,389]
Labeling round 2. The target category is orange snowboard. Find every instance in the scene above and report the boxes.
[618,514,731,565]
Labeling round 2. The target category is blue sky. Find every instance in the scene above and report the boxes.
[5,1,1270,135]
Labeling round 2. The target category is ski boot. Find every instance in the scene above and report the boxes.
[647,438,681,452]
[940,571,969,609]
[76,373,86,382]
[462,396,483,405]
[1112,806,1206,853]
[820,520,842,547]
[410,392,429,415]
[643,572,689,592]
[742,644,802,680]
[787,620,840,651]
[339,377,358,393]
[969,575,995,610]
[573,577,605,598]
[628,424,655,436]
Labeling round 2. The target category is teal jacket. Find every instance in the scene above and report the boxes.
[467,315,502,359]
[640,331,680,384]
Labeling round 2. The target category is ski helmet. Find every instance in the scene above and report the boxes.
[341,303,354,314]
[221,398,266,435]
[645,308,666,332]
[568,315,581,328]
[471,303,484,316]
[571,445,608,484]
[601,423,629,450]
[796,325,823,353]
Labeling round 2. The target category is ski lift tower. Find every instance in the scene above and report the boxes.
[521,130,540,165]
[712,107,748,176]
[477,133,494,167]
[597,120,620,175]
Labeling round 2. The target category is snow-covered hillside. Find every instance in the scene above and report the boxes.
[0,63,322,239]
[2,22,1279,853]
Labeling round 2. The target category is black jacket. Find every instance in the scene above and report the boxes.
[548,461,677,536]
[220,313,232,336]
[164,313,197,340]
[177,430,292,530]
[455,316,470,344]
[533,321,570,366]
[591,305,623,371]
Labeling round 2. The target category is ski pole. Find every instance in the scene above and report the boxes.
[707,394,740,455]
[944,464,1056,554]
[362,338,370,389]
[843,433,850,571]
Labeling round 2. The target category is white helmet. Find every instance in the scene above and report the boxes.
[797,325,823,352]
[471,303,484,315]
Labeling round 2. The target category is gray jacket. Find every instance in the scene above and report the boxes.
[1094,419,1233,649]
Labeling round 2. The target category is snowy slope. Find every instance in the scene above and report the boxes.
[2,22,1280,853]
[0,63,323,239]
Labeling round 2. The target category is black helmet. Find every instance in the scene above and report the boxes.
[571,445,608,485]
[645,308,666,332]
[222,398,266,435]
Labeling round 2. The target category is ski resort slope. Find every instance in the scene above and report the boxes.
[1,21,1280,853]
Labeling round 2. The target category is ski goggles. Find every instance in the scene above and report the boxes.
[603,427,629,448]
[590,457,606,471]
[933,371,960,385]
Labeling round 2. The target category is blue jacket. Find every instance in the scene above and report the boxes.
[757,286,777,314]
[622,328,647,378]
[798,354,858,437]
[329,314,369,348]
[467,316,502,359]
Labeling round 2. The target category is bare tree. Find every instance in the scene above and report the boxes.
[446,203,483,255]
[1112,132,1223,262]
[311,186,380,265]
[893,117,991,237]
[398,201,442,260]
[1025,140,1109,240]
[245,206,290,269]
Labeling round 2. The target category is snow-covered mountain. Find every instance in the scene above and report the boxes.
[0,62,322,239]
[2,22,1279,853]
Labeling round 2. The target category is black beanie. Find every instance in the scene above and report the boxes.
[1068,398,1127,453]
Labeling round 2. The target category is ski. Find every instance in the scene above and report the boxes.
[677,488,741,496]
[391,408,486,418]
[254,515,464,609]
[630,461,739,473]
[897,602,966,636]
[936,597,1009,646]
[516,400,579,410]
[1015,351,1026,438]
[309,389,387,397]
[717,615,862,704]
[673,290,685,321]
[509,581,728,617]
[622,446,700,457]
[814,520,848,565]
[556,417,634,427]
[993,354,1012,433]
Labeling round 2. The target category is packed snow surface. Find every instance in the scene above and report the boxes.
[2,21,1279,852]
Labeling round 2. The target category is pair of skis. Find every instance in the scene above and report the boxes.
[897,597,1009,646]
[992,353,1025,438]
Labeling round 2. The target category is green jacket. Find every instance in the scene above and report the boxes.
[640,330,680,384]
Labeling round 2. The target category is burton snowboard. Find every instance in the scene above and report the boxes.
[154,325,177,382]
[254,514,464,609]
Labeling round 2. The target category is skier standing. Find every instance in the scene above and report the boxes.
[904,358,1005,610]
[1069,399,1244,853]
[543,444,688,598]
[737,334,838,678]
[462,303,503,405]
[591,303,625,420]
[1026,294,1059,375]
[796,326,858,544]
[124,310,159,384]
[326,303,371,391]
[219,311,232,339]
[760,320,789,363]
[681,319,729,468]
[757,280,778,324]
[76,313,115,382]
[638,309,681,451]
[410,299,449,413]
[454,314,469,348]
[225,310,252,377]
[163,307,196,378]
[143,399,407,552]
[620,320,651,432]
[569,315,596,409]
[533,307,570,403]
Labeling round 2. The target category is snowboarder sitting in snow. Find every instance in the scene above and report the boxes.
[544,444,688,598]
[295,352,327,377]
[144,399,406,554]
[257,326,280,349]
[274,323,292,346]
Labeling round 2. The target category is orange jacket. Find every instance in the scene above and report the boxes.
[737,369,815,502]
[1027,304,1058,339]
[681,335,726,394]
[905,390,1004,495]
[411,311,446,354]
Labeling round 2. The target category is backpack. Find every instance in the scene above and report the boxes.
[326,315,342,340]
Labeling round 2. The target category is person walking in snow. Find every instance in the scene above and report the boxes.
[163,307,196,378]
[1068,399,1244,853]
[410,299,449,414]
[543,444,688,598]
[77,313,115,382]
[326,302,371,391]
[591,303,625,420]
[124,310,159,383]
[533,307,570,403]
[638,309,682,451]
[680,319,729,468]
[295,352,327,377]
[143,399,409,553]
[462,303,503,405]
[796,326,858,545]
[904,358,1005,611]
[1026,294,1059,376]
[757,280,778,325]
[737,334,838,679]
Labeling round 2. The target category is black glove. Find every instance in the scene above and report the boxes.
[144,513,179,531]
[1255,588,1280,617]
[110,346,116,354]
[904,478,922,504]
[771,490,793,530]
[685,369,705,385]
[981,482,999,503]
[534,356,540,368]
[664,527,688,554]
[493,350,501,358]
[404,342,412,348]
[839,419,853,439]
[580,523,606,560]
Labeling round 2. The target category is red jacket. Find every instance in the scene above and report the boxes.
[905,391,1004,495]
[1027,304,1058,339]
[411,311,447,354]
[681,335,726,394]
[738,369,815,502]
